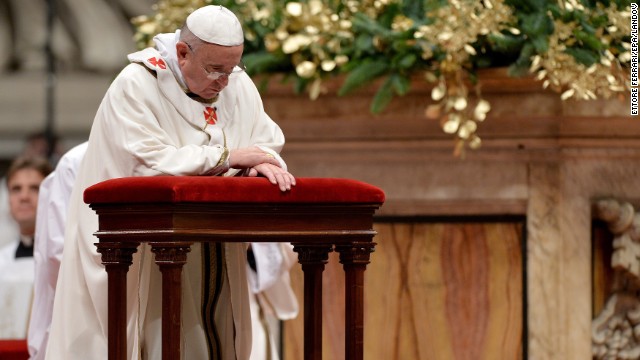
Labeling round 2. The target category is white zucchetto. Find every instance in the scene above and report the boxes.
[186,5,244,46]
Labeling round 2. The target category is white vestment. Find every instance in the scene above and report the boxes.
[247,243,298,360]
[46,36,290,360]
[28,142,88,360]
[0,240,34,339]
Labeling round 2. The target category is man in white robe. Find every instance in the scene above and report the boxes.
[0,156,52,339]
[28,142,88,360]
[0,132,60,251]
[46,5,296,359]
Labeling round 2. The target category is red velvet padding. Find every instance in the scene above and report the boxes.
[0,340,29,360]
[85,177,385,205]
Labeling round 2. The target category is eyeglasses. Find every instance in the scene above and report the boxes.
[184,42,246,81]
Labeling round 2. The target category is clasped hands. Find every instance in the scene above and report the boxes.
[229,146,295,192]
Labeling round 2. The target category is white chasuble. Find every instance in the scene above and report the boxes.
[45,46,286,360]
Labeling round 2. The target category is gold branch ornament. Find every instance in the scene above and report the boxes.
[261,0,357,100]
[132,0,633,156]
[416,0,515,156]
[530,2,631,102]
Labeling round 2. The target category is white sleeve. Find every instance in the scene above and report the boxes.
[247,74,286,153]
[247,243,299,320]
[249,243,299,320]
[256,145,287,171]
[235,73,288,170]
[28,172,55,359]
[42,154,81,288]
[247,243,285,293]
[28,142,86,360]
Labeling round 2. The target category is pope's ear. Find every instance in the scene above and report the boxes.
[176,42,190,60]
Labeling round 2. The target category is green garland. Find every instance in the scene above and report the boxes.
[133,0,632,154]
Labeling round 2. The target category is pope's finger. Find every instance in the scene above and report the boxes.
[284,172,295,191]
[273,172,289,191]
[262,167,278,185]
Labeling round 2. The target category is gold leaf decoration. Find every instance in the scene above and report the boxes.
[132,0,633,156]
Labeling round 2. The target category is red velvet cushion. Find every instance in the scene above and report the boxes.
[0,340,29,360]
[84,177,385,205]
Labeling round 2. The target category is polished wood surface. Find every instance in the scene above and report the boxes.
[592,221,615,317]
[284,221,524,360]
[150,242,191,360]
[95,242,138,360]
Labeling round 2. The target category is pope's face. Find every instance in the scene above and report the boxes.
[8,168,44,234]
[177,41,244,99]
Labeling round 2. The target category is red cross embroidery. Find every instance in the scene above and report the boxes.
[204,107,217,125]
[148,57,166,69]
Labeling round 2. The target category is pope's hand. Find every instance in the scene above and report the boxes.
[247,163,296,192]
[229,146,281,169]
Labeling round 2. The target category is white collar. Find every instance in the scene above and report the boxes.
[153,30,188,90]
[19,234,33,247]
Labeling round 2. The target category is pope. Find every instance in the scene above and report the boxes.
[46,5,296,359]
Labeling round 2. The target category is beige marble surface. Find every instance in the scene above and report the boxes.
[283,145,640,360]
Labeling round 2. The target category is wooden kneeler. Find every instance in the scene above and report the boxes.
[84,176,385,360]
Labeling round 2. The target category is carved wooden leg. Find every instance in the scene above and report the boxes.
[292,244,333,360]
[95,241,140,360]
[335,241,375,360]
[150,242,192,360]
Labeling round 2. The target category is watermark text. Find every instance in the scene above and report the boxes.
[632,3,638,115]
